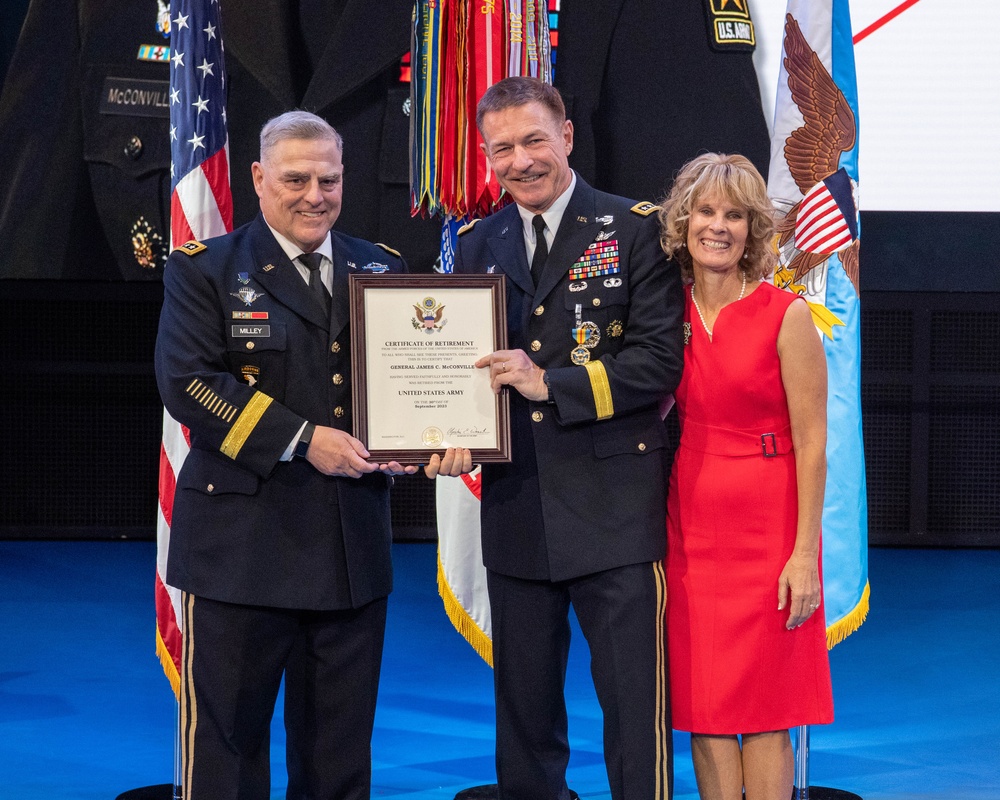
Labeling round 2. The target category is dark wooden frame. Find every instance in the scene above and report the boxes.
[349,273,510,464]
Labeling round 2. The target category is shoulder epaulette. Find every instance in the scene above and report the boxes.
[630,202,660,217]
[457,218,481,236]
[173,239,207,255]
[375,242,401,258]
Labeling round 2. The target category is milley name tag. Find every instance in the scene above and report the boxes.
[231,325,271,337]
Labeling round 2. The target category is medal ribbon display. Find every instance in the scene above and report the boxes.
[410,1,554,221]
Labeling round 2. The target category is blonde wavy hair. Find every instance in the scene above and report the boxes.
[657,153,777,284]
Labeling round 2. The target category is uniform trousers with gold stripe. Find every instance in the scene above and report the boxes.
[488,561,671,800]
[179,592,387,800]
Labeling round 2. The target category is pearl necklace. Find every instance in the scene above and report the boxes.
[691,272,747,338]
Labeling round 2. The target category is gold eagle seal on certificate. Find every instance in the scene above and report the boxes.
[421,427,444,447]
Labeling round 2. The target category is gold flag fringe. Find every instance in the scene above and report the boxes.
[826,581,870,650]
[156,625,181,700]
[437,549,493,668]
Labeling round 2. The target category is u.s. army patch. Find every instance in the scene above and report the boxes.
[703,0,756,52]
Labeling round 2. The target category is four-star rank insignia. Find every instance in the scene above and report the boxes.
[630,202,660,217]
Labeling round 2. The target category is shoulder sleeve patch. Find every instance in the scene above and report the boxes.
[630,202,660,217]
[375,242,401,258]
[457,218,481,236]
[174,240,207,255]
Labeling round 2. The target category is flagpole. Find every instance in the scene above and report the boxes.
[794,724,863,800]
[173,699,183,800]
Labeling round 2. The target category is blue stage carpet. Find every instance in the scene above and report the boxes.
[1,541,997,799]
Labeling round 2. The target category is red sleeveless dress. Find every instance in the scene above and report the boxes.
[667,282,834,734]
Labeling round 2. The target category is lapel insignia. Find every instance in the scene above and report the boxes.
[576,216,588,224]
[487,265,497,274]
[263,263,276,272]
[348,261,357,270]
[500,225,509,236]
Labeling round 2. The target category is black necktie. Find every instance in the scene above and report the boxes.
[530,214,548,286]
[298,252,330,315]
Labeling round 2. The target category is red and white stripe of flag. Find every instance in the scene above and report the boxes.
[794,179,854,254]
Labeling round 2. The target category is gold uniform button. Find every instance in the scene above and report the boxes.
[331,342,341,353]
[334,406,345,418]
[534,305,545,316]
[532,411,543,422]
[332,374,344,385]
[530,340,542,352]
[206,484,215,493]
[245,341,255,350]
[124,135,143,160]
[638,443,647,452]
[592,298,601,307]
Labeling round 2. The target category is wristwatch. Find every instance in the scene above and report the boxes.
[294,422,316,459]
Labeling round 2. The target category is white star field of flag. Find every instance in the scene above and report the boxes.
[168,0,227,187]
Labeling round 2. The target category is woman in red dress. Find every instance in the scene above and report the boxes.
[658,153,833,800]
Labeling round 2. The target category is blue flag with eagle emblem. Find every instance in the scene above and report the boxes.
[768,0,869,648]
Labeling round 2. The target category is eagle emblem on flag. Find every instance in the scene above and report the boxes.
[774,14,860,295]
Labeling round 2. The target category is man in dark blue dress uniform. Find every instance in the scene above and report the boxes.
[431,77,685,800]
[155,110,413,800]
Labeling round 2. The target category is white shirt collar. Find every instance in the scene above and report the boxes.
[517,171,577,251]
[264,220,333,265]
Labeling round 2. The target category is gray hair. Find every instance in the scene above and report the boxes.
[259,110,343,162]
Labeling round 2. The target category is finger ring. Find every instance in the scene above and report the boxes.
[501,362,507,372]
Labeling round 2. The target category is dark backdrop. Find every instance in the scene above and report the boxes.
[2,0,998,546]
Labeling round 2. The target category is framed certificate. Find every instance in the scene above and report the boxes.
[349,274,511,464]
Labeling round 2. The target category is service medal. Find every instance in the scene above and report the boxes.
[573,321,601,349]
[570,346,591,365]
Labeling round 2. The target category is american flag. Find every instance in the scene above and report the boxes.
[793,167,858,255]
[155,0,233,696]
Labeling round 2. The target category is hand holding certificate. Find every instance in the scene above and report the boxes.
[350,274,511,464]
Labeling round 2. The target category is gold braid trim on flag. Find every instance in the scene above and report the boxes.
[221,391,273,459]
[156,625,181,699]
[585,361,614,420]
[826,580,870,650]
[437,550,493,667]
